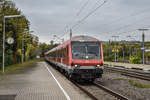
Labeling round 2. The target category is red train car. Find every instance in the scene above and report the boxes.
[45,35,103,81]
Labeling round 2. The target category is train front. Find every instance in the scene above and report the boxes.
[69,36,103,81]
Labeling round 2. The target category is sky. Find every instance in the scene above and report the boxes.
[13,0,150,44]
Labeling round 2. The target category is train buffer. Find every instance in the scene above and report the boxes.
[0,62,91,100]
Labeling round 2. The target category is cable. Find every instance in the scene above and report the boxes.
[103,7,150,27]
[72,0,108,29]
[116,24,150,36]
[107,15,150,34]
[76,0,91,16]
[57,0,108,41]
[100,7,150,38]
[57,0,92,39]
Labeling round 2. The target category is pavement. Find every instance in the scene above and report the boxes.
[104,61,150,71]
[0,62,91,100]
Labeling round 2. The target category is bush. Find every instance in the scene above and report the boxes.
[5,50,14,66]
[104,54,114,61]
[129,56,141,64]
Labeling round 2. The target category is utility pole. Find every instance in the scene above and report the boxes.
[122,41,125,63]
[70,29,72,40]
[2,14,23,73]
[112,36,119,62]
[123,47,125,62]
[138,29,148,64]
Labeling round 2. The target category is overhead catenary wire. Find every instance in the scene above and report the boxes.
[101,7,150,38]
[76,0,91,16]
[101,24,150,42]
[57,0,92,39]
[112,24,150,38]
[58,0,108,40]
[107,15,150,35]
[103,7,150,27]
[54,0,150,43]
[72,0,108,29]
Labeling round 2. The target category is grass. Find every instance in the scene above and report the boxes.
[114,78,150,88]
[129,80,150,88]
[0,58,43,74]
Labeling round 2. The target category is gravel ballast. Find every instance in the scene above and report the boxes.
[97,71,150,100]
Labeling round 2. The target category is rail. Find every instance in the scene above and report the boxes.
[104,65,150,81]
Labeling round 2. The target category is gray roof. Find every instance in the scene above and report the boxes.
[71,35,99,41]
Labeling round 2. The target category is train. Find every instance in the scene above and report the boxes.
[45,35,104,82]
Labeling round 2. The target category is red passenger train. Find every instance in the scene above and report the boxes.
[45,35,103,81]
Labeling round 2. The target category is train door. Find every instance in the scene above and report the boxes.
[60,49,63,63]
[62,47,66,64]
[66,45,69,65]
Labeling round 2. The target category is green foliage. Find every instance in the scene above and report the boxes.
[39,43,58,57]
[129,80,150,88]
[0,58,43,74]
[104,54,114,61]
[25,51,28,61]
[129,56,141,64]
[103,40,150,64]
[5,50,14,66]
[0,1,39,67]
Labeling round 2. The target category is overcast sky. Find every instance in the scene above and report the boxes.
[13,0,150,43]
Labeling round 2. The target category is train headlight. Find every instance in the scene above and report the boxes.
[74,64,80,67]
[96,65,100,67]
[85,56,89,59]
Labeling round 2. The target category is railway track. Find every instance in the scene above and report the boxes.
[104,65,150,81]
[72,80,129,100]
[46,61,130,100]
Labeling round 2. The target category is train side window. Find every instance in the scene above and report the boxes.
[58,50,62,58]
[60,49,62,58]
[48,53,51,57]
[63,48,66,58]
[57,50,59,58]
[66,46,69,57]
[54,51,56,57]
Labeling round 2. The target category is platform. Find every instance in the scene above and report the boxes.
[104,61,150,71]
[0,62,91,100]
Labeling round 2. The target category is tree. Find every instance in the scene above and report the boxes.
[0,0,39,67]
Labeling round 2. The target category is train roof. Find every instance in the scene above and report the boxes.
[71,35,99,41]
[45,35,99,54]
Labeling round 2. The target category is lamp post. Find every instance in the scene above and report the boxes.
[22,30,34,64]
[138,29,148,64]
[112,35,119,62]
[126,35,137,58]
[2,15,23,73]
[22,38,31,64]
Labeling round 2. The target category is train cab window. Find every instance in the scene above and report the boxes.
[87,45,101,59]
[71,42,101,60]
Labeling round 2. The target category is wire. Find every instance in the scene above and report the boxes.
[57,0,92,39]
[72,0,108,29]
[76,0,91,16]
[57,0,108,41]
[117,24,150,36]
[100,7,150,38]
[103,7,150,27]
[108,15,150,34]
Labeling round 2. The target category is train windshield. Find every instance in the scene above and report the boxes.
[71,42,101,60]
